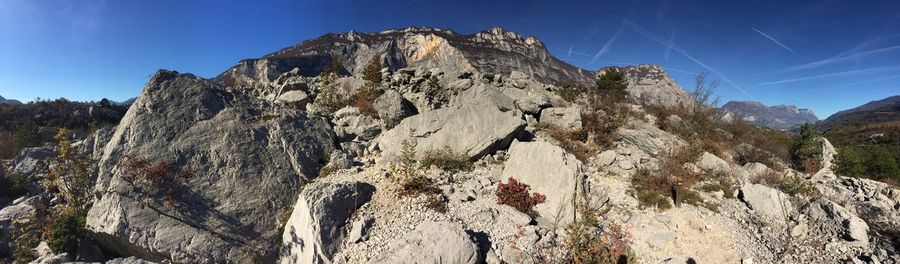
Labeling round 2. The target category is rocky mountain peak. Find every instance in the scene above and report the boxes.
[720,101,818,130]
[216,27,593,88]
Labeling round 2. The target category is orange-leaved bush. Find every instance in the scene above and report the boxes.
[496,177,546,215]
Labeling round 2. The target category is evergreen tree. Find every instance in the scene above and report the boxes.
[362,55,384,84]
[790,123,822,172]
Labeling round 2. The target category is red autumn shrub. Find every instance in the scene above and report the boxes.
[496,177,546,215]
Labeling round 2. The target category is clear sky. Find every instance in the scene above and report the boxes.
[1,0,898,118]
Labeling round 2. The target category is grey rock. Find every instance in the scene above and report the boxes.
[596,150,617,167]
[819,137,837,171]
[28,253,69,264]
[739,183,792,223]
[369,221,480,264]
[617,121,686,157]
[450,83,517,112]
[379,102,525,162]
[374,89,416,129]
[347,217,375,243]
[277,90,310,106]
[500,246,535,264]
[608,65,692,108]
[502,140,585,227]
[104,256,160,264]
[501,87,552,114]
[697,152,729,172]
[86,70,336,263]
[539,107,582,130]
[280,182,375,264]
[332,106,382,141]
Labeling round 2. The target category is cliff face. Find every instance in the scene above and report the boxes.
[720,101,818,130]
[215,27,595,87]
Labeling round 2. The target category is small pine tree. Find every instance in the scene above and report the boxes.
[596,67,628,95]
[790,124,822,172]
[362,55,384,84]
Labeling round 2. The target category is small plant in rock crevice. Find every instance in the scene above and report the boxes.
[420,147,472,173]
[391,131,448,213]
[118,155,194,207]
[496,177,546,216]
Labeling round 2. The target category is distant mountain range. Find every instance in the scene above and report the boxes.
[719,101,818,130]
[816,95,900,145]
[0,94,22,105]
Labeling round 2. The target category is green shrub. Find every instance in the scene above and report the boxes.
[555,85,580,103]
[45,208,86,255]
[835,144,900,184]
[790,124,822,172]
[496,177,546,216]
[46,128,96,211]
[780,176,813,196]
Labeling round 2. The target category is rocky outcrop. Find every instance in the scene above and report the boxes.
[368,221,481,264]
[738,184,792,223]
[617,121,686,157]
[539,107,582,130]
[86,70,336,263]
[816,176,900,253]
[378,102,525,162]
[606,65,693,107]
[719,101,818,130]
[818,137,837,170]
[280,182,375,264]
[502,140,585,226]
[332,107,381,141]
[697,152,729,172]
[374,89,416,129]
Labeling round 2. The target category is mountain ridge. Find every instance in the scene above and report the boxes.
[719,100,818,130]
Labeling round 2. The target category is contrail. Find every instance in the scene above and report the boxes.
[758,64,900,85]
[590,25,624,64]
[567,44,573,57]
[751,27,801,57]
[663,32,675,60]
[782,44,900,72]
[623,20,757,100]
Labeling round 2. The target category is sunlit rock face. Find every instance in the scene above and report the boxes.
[215,27,595,87]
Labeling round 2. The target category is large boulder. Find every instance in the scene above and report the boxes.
[374,89,416,129]
[501,140,585,226]
[738,184,792,223]
[805,199,869,245]
[378,102,525,162]
[539,107,582,130]
[816,177,900,252]
[818,137,837,171]
[86,70,336,263]
[280,182,375,264]
[449,83,517,112]
[617,121,686,157]
[368,221,481,264]
[501,87,553,114]
[332,107,381,141]
[697,152,729,172]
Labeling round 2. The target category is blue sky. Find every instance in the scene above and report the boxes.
[1,0,898,118]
